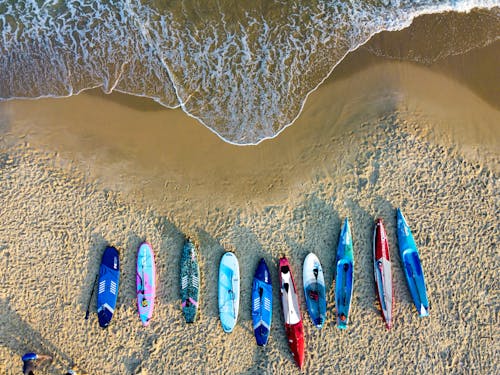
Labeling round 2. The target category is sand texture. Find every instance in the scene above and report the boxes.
[1,19,499,375]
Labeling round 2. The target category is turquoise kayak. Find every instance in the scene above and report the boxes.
[396,208,429,317]
[335,218,354,329]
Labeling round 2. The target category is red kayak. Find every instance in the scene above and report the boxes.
[373,219,394,329]
[279,257,305,369]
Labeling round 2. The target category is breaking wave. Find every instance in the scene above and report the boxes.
[0,1,498,144]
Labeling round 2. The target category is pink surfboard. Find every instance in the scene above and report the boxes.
[137,242,156,326]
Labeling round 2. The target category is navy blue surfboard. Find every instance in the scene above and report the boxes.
[252,258,273,346]
[97,246,120,328]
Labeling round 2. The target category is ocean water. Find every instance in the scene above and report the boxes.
[0,1,498,144]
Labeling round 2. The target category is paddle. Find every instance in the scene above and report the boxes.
[85,274,99,320]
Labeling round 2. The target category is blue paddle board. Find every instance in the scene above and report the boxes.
[97,246,120,328]
[218,252,240,333]
[397,208,429,317]
[252,258,273,346]
[335,218,354,329]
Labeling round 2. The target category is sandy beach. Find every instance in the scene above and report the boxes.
[1,12,499,375]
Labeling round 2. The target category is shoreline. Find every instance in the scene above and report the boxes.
[1,38,498,210]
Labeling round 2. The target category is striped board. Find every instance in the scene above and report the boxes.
[279,257,305,369]
[335,218,354,329]
[180,237,200,323]
[397,208,429,317]
[136,242,156,326]
[303,253,327,329]
[97,246,120,328]
[252,258,273,346]
[218,252,240,333]
[373,219,394,329]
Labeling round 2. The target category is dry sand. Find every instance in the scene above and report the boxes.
[1,20,499,375]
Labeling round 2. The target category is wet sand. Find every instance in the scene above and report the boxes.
[1,11,499,375]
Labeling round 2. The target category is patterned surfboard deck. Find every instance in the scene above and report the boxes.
[180,238,200,323]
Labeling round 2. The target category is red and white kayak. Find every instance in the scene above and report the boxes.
[373,219,394,329]
[279,257,305,369]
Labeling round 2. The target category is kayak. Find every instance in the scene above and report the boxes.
[373,219,394,329]
[303,253,327,329]
[136,242,156,326]
[251,258,273,346]
[335,218,354,329]
[279,257,305,369]
[180,237,200,323]
[397,208,429,317]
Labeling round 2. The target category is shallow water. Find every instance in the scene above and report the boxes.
[1,1,498,143]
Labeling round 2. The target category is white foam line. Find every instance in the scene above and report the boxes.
[131,2,499,146]
[123,0,185,109]
[218,3,499,146]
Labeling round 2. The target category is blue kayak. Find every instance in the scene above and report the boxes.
[335,218,354,329]
[97,246,120,328]
[252,258,273,346]
[397,208,429,317]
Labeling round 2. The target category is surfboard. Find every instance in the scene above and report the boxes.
[397,208,429,317]
[97,246,120,328]
[252,258,272,346]
[303,253,327,329]
[136,242,156,326]
[335,218,354,329]
[279,257,305,369]
[180,237,200,323]
[218,252,240,333]
[373,219,394,329]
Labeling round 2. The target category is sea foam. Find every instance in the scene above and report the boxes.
[0,1,498,144]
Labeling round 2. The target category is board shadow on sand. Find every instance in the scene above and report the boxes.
[284,195,340,330]
[191,228,227,320]
[371,195,417,313]
[79,232,109,319]
[0,298,74,373]
[153,216,185,307]
[225,223,270,332]
[342,199,380,324]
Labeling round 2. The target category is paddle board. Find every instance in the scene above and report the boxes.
[180,237,200,323]
[252,258,273,346]
[335,218,354,329]
[218,252,240,333]
[397,208,429,317]
[373,219,394,329]
[97,246,120,328]
[136,242,156,326]
[279,257,305,369]
[303,253,327,329]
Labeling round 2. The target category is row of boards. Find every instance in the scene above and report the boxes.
[93,209,429,368]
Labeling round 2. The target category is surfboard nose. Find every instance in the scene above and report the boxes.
[255,258,271,284]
